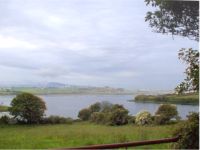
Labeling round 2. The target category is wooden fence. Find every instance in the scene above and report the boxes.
[56,135,180,149]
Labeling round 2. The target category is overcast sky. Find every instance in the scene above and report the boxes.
[0,0,198,90]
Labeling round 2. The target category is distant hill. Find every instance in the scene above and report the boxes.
[0,82,133,95]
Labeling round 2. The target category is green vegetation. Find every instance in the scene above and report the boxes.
[0,105,9,112]
[145,0,199,41]
[9,93,46,123]
[134,93,199,105]
[78,102,129,125]
[172,112,199,149]
[135,111,152,125]
[0,122,179,149]
[154,104,179,125]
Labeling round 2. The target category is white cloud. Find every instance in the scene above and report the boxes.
[0,35,37,49]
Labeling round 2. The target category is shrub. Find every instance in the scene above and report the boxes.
[172,112,199,149]
[153,115,169,125]
[127,116,136,124]
[41,116,73,124]
[100,101,113,112]
[89,102,101,113]
[90,112,106,124]
[0,115,9,124]
[107,105,129,126]
[79,102,129,126]
[155,104,178,124]
[78,108,91,121]
[0,115,17,125]
[135,111,152,125]
[9,93,46,124]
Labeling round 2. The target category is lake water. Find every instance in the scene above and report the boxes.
[0,95,198,119]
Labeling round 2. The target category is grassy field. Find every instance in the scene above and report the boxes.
[0,105,9,112]
[0,122,179,149]
[134,93,199,105]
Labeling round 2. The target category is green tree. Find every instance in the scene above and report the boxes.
[145,0,199,93]
[155,104,178,124]
[145,0,199,41]
[177,48,199,92]
[89,102,101,113]
[9,93,46,124]
[78,108,91,121]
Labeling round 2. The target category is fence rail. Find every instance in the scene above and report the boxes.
[56,135,180,149]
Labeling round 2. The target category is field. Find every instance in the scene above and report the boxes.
[134,93,199,105]
[0,122,179,149]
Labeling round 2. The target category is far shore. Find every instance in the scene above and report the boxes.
[132,93,199,105]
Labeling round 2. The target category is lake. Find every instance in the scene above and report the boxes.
[0,94,198,119]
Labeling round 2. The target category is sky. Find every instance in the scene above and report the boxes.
[0,0,198,90]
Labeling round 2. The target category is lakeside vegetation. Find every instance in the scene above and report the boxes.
[0,122,178,149]
[134,93,199,105]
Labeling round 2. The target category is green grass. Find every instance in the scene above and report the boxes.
[0,122,179,149]
[134,93,199,105]
[0,105,9,112]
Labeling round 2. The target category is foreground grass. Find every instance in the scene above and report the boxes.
[0,105,9,112]
[134,93,199,105]
[0,122,179,149]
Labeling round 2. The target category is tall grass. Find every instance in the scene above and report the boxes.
[0,122,178,149]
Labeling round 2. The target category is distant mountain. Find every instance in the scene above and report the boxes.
[0,82,133,95]
[44,82,67,88]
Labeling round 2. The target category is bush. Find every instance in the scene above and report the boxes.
[41,116,73,124]
[153,115,169,125]
[135,111,152,125]
[9,93,46,124]
[78,102,129,126]
[155,104,178,124]
[90,112,106,124]
[78,108,91,121]
[0,115,9,124]
[172,112,199,149]
[0,115,17,125]
[89,102,101,113]
[100,101,113,112]
[107,105,129,126]
[127,116,136,124]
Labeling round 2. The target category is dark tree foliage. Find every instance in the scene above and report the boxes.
[145,0,199,93]
[89,102,101,113]
[145,0,199,41]
[178,48,199,92]
[155,104,178,124]
[9,93,46,124]
[172,112,199,149]
[78,102,129,125]
[78,108,91,121]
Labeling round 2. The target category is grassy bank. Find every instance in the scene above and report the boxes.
[0,105,9,112]
[0,122,179,149]
[134,93,199,105]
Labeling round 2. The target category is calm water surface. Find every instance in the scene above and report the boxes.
[0,95,198,119]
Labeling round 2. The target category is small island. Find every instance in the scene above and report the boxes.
[134,93,199,105]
